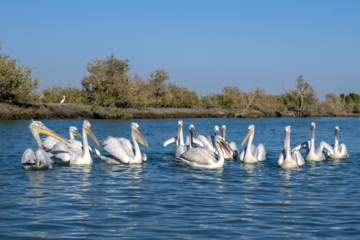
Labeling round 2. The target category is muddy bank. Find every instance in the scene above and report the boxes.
[0,102,358,120]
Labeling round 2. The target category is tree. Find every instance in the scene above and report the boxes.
[81,54,133,107]
[324,93,345,116]
[0,43,40,101]
[285,76,319,116]
[148,70,169,97]
[340,93,360,113]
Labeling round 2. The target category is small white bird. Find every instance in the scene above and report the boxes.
[60,95,66,104]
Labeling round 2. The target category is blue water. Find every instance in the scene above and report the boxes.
[1,118,360,239]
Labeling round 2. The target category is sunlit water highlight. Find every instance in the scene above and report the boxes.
[1,118,360,239]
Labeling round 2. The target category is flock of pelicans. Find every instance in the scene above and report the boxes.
[21,120,349,170]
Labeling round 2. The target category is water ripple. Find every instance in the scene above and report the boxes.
[1,118,360,239]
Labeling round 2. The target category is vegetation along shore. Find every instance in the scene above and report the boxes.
[1,43,359,120]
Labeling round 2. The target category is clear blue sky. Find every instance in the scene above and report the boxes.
[1,0,359,100]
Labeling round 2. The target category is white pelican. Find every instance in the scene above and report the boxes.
[42,126,81,150]
[43,126,100,157]
[185,124,203,149]
[221,125,239,159]
[177,135,232,169]
[60,95,66,104]
[277,126,305,169]
[328,126,349,159]
[21,121,70,170]
[163,120,186,158]
[239,125,266,163]
[163,121,202,158]
[51,120,100,165]
[293,122,334,161]
[100,122,149,164]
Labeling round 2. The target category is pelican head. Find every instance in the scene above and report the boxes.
[70,126,82,139]
[177,120,183,141]
[30,121,71,145]
[189,124,197,139]
[221,125,226,139]
[131,122,149,148]
[215,135,233,160]
[241,124,255,147]
[284,126,291,151]
[214,125,220,136]
[83,120,100,146]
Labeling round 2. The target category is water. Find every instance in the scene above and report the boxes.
[1,118,360,239]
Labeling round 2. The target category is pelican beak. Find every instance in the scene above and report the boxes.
[311,123,315,139]
[84,125,100,146]
[219,139,233,160]
[177,123,182,142]
[190,127,197,139]
[134,127,149,148]
[38,126,71,144]
[72,129,83,140]
[284,130,290,151]
[335,127,339,142]
[241,129,253,147]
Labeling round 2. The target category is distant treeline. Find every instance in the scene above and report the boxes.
[1,43,359,118]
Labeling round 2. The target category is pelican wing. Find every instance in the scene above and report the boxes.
[51,142,72,163]
[277,151,285,166]
[254,144,266,161]
[319,141,335,156]
[197,135,215,151]
[98,154,124,164]
[42,136,60,150]
[179,147,216,165]
[163,137,177,147]
[101,137,130,164]
[118,137,135,158]
[293,151,305,166]
[339,144,349,157]
[293,141,310,152]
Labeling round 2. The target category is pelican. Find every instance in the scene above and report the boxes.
[21,121,70,170]
[293,122,334,161]
[239,125,266,163]
[221,125,239,159]
[60,95,66,104]
[100,122,149,164]
[163,120,186,158]
[43,126,100,157]
[277,126,305,169]
[42,126,82,150]
[185,124,203,149]
[177,135,233,169]
[51,120,100,165]
[163,121,203,158]
[328,126,349,159]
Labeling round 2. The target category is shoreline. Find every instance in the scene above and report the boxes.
[1,102,358,120]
